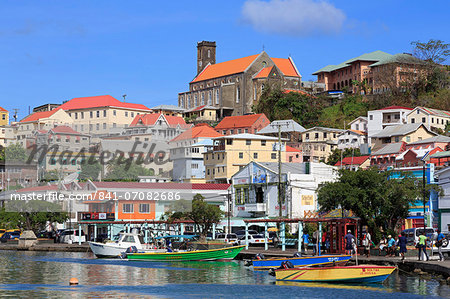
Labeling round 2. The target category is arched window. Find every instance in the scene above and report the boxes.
[215,89,220,104]
[201,93,205,105]
[194,94,198,106]
[207,49,211,58]
[208,91,212,105]
[236,86,240,103]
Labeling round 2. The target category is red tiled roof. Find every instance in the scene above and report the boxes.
[286,145,301,152]
[254,67,273,79]
[283,89,311,96]
[379,106,413,111]
[17,185,58,192]
[50,126,82,135]
[171,123,223,142]
[165,115,187,126]
[215,114,266,130]
[93,181,230,190]
[58,95,151,111]
[272,58,300,77]
[20,109,59,123]
[0,106,7,112]
[335,155,370,166]
[130,113,186,127]
[348,129,366,135]
[192,54,300,83]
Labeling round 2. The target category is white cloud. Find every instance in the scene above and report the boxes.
[241,0,346,37]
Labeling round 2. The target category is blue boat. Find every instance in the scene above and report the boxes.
[251,254,351,270]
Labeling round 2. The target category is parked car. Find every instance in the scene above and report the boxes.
[60,229,86,244]
[215,233,238,244]
[36,231,55,239]
[236,234,266,246]
[55,229,67,243]
[235,230,259,238]
[0,229,6,238]
[0,231,21,242]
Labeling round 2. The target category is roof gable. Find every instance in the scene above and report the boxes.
[0,106,7,112]
[20,109,59,123]
[215,113,267,130]
[335,155,369,166]
[170,124,223,142]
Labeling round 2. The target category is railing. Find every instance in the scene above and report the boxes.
[213,144,225,151]
[244,203,266,212]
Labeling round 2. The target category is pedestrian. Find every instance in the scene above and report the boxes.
[436,229,445,261]
[387,235,396,256]
[322,231,327,254]
[344,230,355,256]
[399,232,407,261]
[312,230,319,255]
[418,232,429,261]
[362,232,371,257]
[302,232,309,253]
[378,236,387,255]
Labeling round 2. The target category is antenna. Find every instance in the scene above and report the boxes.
[262,44,265,52]
[122,94,127,102]
[13,109,19,122]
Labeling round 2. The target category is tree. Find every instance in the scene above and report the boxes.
[326,148,362,166]
[169,194,223,240]
[80,160,101,181]
[317,168,421,241]
[105,160,154,181]
[5,143,27,162]
[0,146,4,162]
[411,39,450,64]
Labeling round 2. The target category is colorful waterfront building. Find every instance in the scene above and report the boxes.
[0,106,9,126]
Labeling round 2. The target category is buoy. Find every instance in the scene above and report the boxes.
[69,278,79,285]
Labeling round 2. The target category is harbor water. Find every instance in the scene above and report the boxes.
[0,250,449,298]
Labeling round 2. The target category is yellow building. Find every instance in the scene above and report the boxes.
[57,95,152,135]
[184,105,218,123]
[0,106,8,126]
[151,104,185,118]
[204,133,287,183]
[300,127,345,162]
[370,123,437,151]
[407,107,450,132]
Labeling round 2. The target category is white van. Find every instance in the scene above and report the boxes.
[401,227,435,246]
[61,229,86,244]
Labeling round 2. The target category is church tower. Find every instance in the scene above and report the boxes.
[197,41,216,74]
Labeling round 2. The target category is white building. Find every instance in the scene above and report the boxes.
[337,130,367,150]
[367,106,413,144]
[231,161,337,219]
[407,107,450,132]
[348,116,368,132]
[436,166,450,231]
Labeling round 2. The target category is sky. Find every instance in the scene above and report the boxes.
[0,0,449,121]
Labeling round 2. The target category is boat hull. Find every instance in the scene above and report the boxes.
[126,245,245,261]
[252,255,351,270]
[89,242,128,258]
[275,265,396,283]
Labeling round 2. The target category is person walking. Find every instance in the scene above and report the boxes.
[387,235,396,257]
[436,229,445,261]
[344,230,355,256]
[418,232,429,261]
[399,232,408,261]
[312,230,319,256]
[362,232,371,257]
[302,232,309,254]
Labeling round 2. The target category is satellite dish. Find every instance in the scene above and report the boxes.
[62,172,79,184]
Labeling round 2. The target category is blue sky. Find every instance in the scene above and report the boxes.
[1,0,448,120]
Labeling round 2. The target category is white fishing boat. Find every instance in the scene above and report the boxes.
[89,233,149,258]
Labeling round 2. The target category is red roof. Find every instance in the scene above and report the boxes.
[254,67,273,79]
[165,115,187,127]
[348,129,366,135]
[215,114,267,130]
[50,126,83,135]
[283,89,312,96]
[58,95,151,111]
[17,185,58,192]
[20,109,58,123]
[93,181,230,190]
[192,54,300,83]
[130,113,186,128]
[286,145,301,152]
[379,106,413,111]
[335,155,370,166]
[171,123,223,142]
[0,106,7,112]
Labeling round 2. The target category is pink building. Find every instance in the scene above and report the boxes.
[286,145,302,163]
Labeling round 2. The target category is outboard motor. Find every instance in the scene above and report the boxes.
[293,252,302,258]
[255,253,265,260]
[126,246,138,253]
[280,260,294,269]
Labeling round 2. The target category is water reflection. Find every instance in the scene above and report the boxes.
[0,250,449,298]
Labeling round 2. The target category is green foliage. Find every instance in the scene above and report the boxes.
[411,39,450,64]
[105,159,154,181]
[80,160,101,181]
[0,146,4,162]
[42,170,59,182]
[326,148,362,166]
[319,95,368,129]
[5,143,27,162]
[168,194,223,239]
[317,168,422,241]
[253,87,327,128]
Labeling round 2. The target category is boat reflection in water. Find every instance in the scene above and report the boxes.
[276,280,392,292]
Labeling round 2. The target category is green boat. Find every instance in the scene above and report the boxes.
[126,245,246,261]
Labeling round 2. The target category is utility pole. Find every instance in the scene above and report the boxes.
[270,121,289,218]
[227,188,231,235]
[13,109,19,122]
[423,162,427,231]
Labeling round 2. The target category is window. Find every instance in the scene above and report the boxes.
[369,115,373,120]
[125,112,128,117]
[208,91,212,105]
[323,132,327,139]
[253,153,258,159]
[223,130,227,135]
[239,152,243,159]
[422,117,426,123]
[395,136,400,142]
[74,113,78,120]
[246,140,251,145]
[261,140,266,146]
[89,124,93,131]
[123,204,133,213]
[431,118,434,123]
[271,153,277,159]
[96,111,100,118]
[96,123,100,130]
[406,136,411,142]
[417,109,420,114]
[201,93,205,105]
[238,129,242,134]
[194,94,198,106]
[215,90,219,104]
[305,133,309,140]
[226,139,233,145]
[230,130,234,134]
[103,110,107,117]
[207,49,211,58]
[207,169,210,175]
[289,156,293,162]
[90,111,93,118]
[411,118,415,123]
[315,133,319,139]
[113,123,116,128]
[103,123,106,130]
[236,87,240,103]
[245,129,248,133]
[139,204,150,213]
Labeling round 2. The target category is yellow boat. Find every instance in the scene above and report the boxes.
[275,265,396,283]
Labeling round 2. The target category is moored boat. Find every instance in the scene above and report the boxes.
[89,233,148,258]
[126,245,246,261]
[274,265,397,283]
[251,254,351,270]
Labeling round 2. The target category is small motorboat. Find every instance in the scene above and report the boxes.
[89,233,152,258]
[249,253,351,270]
[274,265,397,283]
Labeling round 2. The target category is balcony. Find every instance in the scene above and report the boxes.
[244,203,267,212]
[213,144,225,151]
